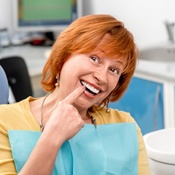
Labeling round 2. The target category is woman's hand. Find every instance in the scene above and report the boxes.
[43,86,85,143]
[18,87,86,175]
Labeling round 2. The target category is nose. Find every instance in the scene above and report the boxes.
[93,67,108,84]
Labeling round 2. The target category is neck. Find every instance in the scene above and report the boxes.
[40,88,96,131]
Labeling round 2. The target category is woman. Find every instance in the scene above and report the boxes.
[0,14,151,174]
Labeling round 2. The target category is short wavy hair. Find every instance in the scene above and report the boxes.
[41,14,138,104]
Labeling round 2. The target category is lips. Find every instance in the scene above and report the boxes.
[80,80,101,95]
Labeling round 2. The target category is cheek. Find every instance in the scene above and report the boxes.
[108,78,119,91]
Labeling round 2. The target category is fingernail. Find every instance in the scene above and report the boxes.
[81,86,85,90]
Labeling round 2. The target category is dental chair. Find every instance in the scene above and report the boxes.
[0,65,9,104]
[0,56,33,102]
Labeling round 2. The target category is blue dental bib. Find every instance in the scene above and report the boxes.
[8,123,138,175]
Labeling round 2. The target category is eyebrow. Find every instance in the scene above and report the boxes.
[93,49,127,67]
[113,59,126,65]
[109,55,127,67]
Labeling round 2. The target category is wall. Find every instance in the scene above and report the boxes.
[83,0,175,49]
[1,0,175,49]
[0,0,12,32]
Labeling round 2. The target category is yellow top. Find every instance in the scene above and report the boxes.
[0,97,151,175]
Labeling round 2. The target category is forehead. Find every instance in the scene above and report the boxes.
[92,34,128,65]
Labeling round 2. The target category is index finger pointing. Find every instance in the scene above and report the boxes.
[63,86,85,104]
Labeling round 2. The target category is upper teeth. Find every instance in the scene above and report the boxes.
[81,81,100,94]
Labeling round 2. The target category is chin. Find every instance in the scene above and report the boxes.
[73,99,93,110]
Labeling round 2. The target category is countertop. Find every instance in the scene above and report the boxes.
[0,45,51,77]
[0,45,175,82]
[136,59,175,82]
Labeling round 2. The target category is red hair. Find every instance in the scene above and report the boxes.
[41,14,138,103]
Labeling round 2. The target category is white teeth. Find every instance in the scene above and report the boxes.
[81,81,100,94]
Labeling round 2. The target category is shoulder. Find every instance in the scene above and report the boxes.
[0,97,31,115]
[92,106,136,124]
[0,97,36,130]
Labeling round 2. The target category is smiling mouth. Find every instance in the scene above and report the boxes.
[80,80,101,95]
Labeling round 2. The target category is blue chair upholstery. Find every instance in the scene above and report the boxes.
[0,56,33,102]
[0,65,9,104]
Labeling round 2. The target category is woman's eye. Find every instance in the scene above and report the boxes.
[110,67,119,74]
[90,56,99,63]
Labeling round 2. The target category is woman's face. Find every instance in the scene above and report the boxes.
[58,48,127,111]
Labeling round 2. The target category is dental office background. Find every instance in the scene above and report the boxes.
[0,0,175,49]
